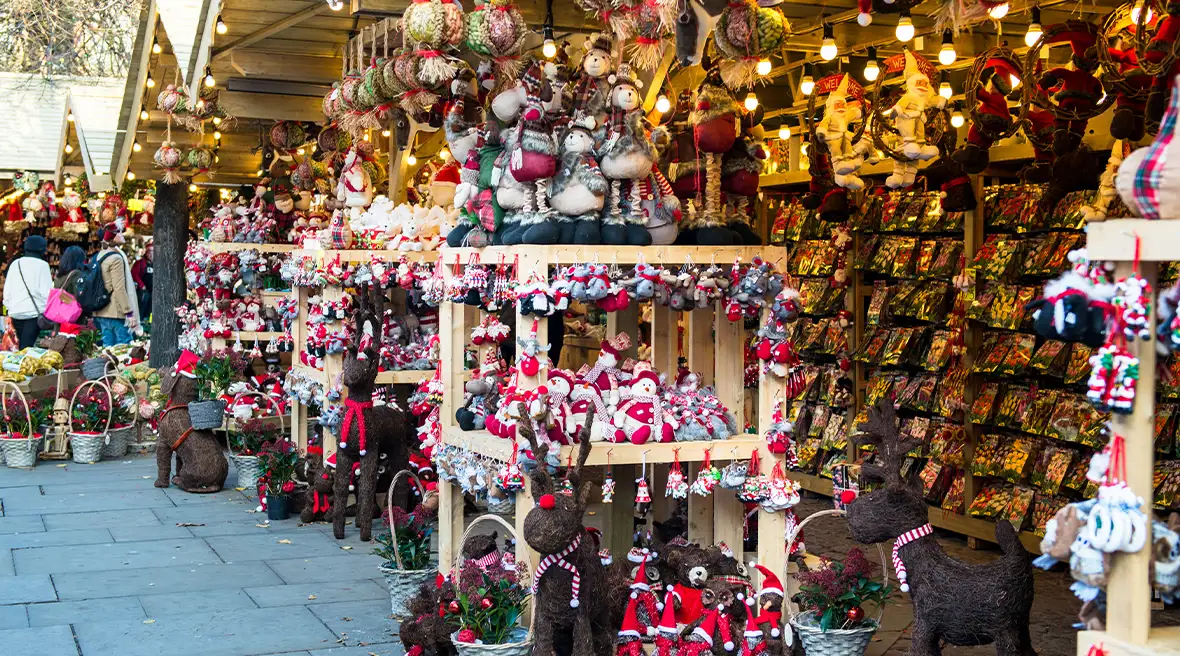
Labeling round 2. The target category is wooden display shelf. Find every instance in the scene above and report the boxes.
[292,363,326,381]
[440,245,770,266]
[442,428,764,465]
[1086,219,1180,262]
[205,243,300,253]
[1078,626,1180,656]
[376,369,431,385]
[227,331,283,341]
[292,248,440,263]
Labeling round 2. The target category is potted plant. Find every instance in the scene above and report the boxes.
[189,349,246,430]
[256,438,299,520]
[68,383,112,464]
[228,418,276,490]
[374,488,437,618]
[449,522,530,656]
[790,547,892,655]
[0,391,49,468]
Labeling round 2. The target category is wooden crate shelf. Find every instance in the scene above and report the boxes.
[442,428,764,465]
[205,242,300,253]
[440,245,770,266]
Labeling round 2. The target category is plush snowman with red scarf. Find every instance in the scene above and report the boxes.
[613,368,677,444]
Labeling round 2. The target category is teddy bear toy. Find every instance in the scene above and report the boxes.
[599,64,657,246]
[549,115,608,244]
[612,367,676,444]
[300,459,335,523]
[567,33,614,123]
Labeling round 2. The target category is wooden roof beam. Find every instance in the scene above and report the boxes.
[212,3,330,61]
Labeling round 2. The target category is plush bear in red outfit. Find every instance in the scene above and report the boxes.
[953,57,1019,173]
[1038,31,1104,156]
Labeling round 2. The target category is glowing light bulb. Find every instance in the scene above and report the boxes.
[800,141,809,157]
[439,147,450,160]
[140,109,149,121]
[146,74,156,88]
[126,172,135,181]
[800,65,815,96]
[896,13,915,42]
[64,174,74,186]
[951,110,965,128]
[64,143,74,154]
[152,39,162,54]
[212,116,222,125]
[256,169,264,177]
[204,67,215,88]
[864,47,880,82]
[216,15,227,34]
[820,23,837,61]
[362,132,370,142]
[1132,2,1153,23]
[939,31,956,66]
[133,140,142,152]
[407,154,417,165]
[778,126,791,140]
[756,58,772,76]
[988,2,1009,19]
[213,131,222,140]
[1025,8,1043,47]
[297,148,305,155]
[382,129,391,137]
[655,94,671,113]
[189,183,198,192]
[328,0,343,10]
[1010,74,1021,89]
[744,92,758,111]
[543,39,557,59]
[67,112,75,122]
[939,82,953,99]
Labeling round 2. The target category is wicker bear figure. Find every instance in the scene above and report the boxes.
[301,460,335,523]
[663,542,719,625]
[154,356,229,493]
[846,400,1036,656]
[518,413,614,656]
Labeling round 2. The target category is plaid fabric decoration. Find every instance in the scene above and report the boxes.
[1132,75,1180,220]
[330,215,350,248]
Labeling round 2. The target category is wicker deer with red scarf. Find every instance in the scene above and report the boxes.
[332,283,411,541]
[519,411,618,656]
[846,399,1036,656]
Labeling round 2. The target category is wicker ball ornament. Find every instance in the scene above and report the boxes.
[156,84,187,114]
[465,0,528,82]
[403,0,465,87]
[713,0,787,88]
[154,142,184,184]
[269,121,307,153]
[186,146,215,173]
[629,0,676,71]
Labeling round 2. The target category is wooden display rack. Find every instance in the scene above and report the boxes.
[1074,219,1179,656]
[434,245,791,603]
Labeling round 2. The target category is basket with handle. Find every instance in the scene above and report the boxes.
[100,373,140,458]
[227,390,285,491]
[450,514,533,656]
[0,383,41,468]
[786,509,890,656]
[379,469,436,618]
[81,354,115,381]
[67,380,113,464]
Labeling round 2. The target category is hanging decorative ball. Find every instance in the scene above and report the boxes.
[186,146,215,173]
[847,607,864,623]
[466,0,527,83]
[403,0,465,88]
[156,84,186,114]
[269,121,307,153]
[322,83,343,122]
[713,0,787,88]
[154,142,184,184]
[447,600,462,614]
[629,0,674,71]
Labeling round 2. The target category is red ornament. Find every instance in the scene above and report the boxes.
[448,600,462,614]
[538,494,556,510]
[846,606,864,623]
[456,629,477,643]
[839,490,857,505]
[281,481,295,494]
[480,598,494,610]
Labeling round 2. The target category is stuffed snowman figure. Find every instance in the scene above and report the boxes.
[884,52,946,189]
[612,368,677,445]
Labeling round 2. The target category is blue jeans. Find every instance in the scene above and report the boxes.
[94,317,132,346]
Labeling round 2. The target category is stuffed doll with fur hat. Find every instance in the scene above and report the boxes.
[490,77,533,244]
[1037,30,1104,156]
[550,115,609,243]
[682,65,741,244]
[508,64,561,245]
[884,51,946,189]
[599,64,657,246]
[815,74,874,190]
[953,56,1019,174]
[567,33,615,124]
[446,67,485,226]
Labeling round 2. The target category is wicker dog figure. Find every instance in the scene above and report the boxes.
[519,411,615,656]
[846,400,1036,656]
[332,284,411,541]
[154,359,229,493]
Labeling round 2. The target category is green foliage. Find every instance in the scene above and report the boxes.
[372,504,436,571]
[256,439,299,497]
[193,349,247,401]
[453,560,528,645]
[1,390,53,436]
[69,385,112,432]
[793,548,892,631]
[75,330,102,360]
[228,418,278,456]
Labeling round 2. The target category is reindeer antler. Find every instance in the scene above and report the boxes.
[568,414,594,488]
[854,399,922,487]
[515,402,552,495]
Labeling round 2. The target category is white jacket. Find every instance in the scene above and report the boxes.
[4,257,52,320]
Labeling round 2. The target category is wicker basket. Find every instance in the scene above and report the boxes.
[188,399,227,430]
[1,434,42,468]
[81,358,111,381]
[228,391,285,491]
[786,510,888,656]
[103,424,135,458]
[381,470,436,618]
[449,515,533,656]
[486,493,516,516]
[69,432,105,464]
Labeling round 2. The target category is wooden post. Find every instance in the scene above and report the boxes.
[714,302,745,427]
[320,284,345,460]
[758,312,788,581]
[607,464,637,556]
[651,303,678,376]
[687,462,715,543]
[150,181,188,368]
[960,176,987,519]
[606,302,640,358]
[1105,260,1157,646]
[438,480,465,574]
[687,310,715,386]
[291,286,310,450]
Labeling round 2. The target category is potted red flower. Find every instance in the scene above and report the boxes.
[790,547,893,655]
[256,438,299,520]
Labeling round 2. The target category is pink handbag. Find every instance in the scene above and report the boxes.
[44,287,82,324]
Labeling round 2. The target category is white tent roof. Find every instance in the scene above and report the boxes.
[68,81,127,178]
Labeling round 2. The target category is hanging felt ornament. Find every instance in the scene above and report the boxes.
[759,461,800,512]
[764,399,796,465]
[186,146,215,175]
[635,454,652,516]
[249,339,263,360]
[665,448,688,499]
[460,253,487,306]
[558,453,575,496]
[445,254,467,303]
[496,442,527,492]
[737,449,769,503]
[691,448,722,496]
[602,452,616,503]
[516,319,550,378]
[154,140,183,185]
[1114,273,1153,342]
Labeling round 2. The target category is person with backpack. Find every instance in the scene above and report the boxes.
[86,224,140,346]
[2,236,52,348]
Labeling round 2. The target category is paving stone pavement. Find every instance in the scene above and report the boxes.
[0,457,402,656]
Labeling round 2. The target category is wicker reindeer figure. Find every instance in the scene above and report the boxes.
[519,410,615,656]
[846,400,1036,656]
[154,360,229,493]
[332,284,411,541]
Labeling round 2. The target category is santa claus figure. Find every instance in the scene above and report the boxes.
[545,368,577,444]
[613,368,676,444]
[884,51,946,189]
[815,74,873,190]
[1038,32,1104,156]
[654,592,680,656]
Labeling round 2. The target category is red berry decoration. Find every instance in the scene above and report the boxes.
[281,481,296,494]
[480,598,494,610]
[839,490,858,505]
[448,600,461,614]
[847,606,864,623]
[456,629,477,643]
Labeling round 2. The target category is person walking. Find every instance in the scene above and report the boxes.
[131,240,153,324]
[55,245,87,293]
[2,236,52,349]
[92,224,140,346]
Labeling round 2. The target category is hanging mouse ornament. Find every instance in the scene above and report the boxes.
[691,449,721,496]
[602,452,616,503]
[665,448,688,499]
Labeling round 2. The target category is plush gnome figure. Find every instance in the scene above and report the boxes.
[613,367,676,444]
[630,556,664,638]
[654,592,680,656]
[549,115,608,244]
[741,603,769,656]
[684,65,742,244]
[815,74,873,190]
[616,597,647,656]
[431,162,461,209]
[952,57,1019,173]
[678,609,718,656]
[600,64,657,246]
[884,51,946,189]
[752,565,784,640]
[1038,31,1104,156]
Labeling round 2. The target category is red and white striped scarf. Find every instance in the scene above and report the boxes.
[892,523,932,593]
[532,532,583,608]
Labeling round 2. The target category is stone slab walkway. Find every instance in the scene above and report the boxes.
[0,456,400,656]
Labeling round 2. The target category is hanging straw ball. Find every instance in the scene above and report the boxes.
[629,0,674,71]
[154,142,184,184]
[382,53,408,95]
[403,0,465,87]
[291,159,317,191]
[186,146,215,173]
[356,63,382,111]
[318,125,345,154]
[270,121,308,152]
[464,0,493,56]
[362,159,386,186]
[482,0,528,81]
[323,84,343,121]
[714,0,786,88]
[340,69,364,112]
[157,84,185,114]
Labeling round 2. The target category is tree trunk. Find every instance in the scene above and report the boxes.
[150,181,188,369]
